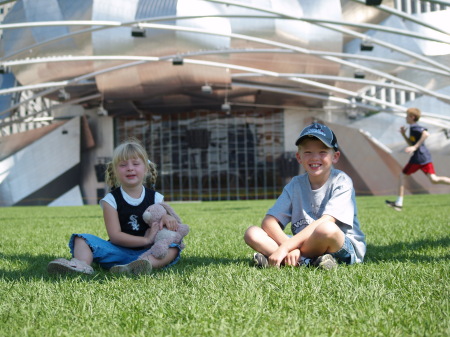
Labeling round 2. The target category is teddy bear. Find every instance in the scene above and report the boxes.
[138,202,189,259]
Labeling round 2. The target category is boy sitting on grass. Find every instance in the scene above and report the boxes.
[244,122,366,269]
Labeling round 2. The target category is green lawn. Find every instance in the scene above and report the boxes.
[0,194,449,336]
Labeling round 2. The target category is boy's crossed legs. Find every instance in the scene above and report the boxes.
[244,221,348,270]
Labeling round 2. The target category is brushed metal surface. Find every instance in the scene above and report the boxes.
[0,0,448,116]
[1,0,348,115]
[0,117,80,206]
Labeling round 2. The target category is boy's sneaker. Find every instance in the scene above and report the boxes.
[311,254,338,270]
[252,253,269,268]
[47,258,94,275]
[298,256,312,267]
[385,200,402,211]
[110,259,153,275]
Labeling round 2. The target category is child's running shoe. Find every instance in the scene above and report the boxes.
[298,256,312,267]
[385,200,402,211]
[252,253,269,268]
[47,258,94,275]
[110,259,153,275]
[311,254,338,270]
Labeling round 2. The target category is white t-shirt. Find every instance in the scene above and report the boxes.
[100,186,164,209]
[267,168,366,263]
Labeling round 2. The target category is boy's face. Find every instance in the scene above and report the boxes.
[406,113,416,124]
[296,138,340,178]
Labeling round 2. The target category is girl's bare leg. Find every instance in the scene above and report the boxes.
[73,237,93,265]
[140,248,179,269]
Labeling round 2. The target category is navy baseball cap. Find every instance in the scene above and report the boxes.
[295,122,339,151]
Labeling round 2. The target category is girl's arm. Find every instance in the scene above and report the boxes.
[268,214,336,267]
[143,221,162,246]
[103,202,152,248]
[160,213,179,231]
[158,203,181,231]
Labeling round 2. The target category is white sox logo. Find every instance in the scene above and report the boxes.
[128,215,140,231]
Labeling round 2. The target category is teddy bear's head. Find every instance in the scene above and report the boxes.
[139,203,189,260]
[142,203,167,225]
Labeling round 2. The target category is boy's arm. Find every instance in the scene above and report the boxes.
[268,214,336,267]
[400,126,413,146]
[405,130,429,154]
[261,215,290,246]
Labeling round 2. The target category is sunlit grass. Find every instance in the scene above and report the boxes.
[0,194,449,336]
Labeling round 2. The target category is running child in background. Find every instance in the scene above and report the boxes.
[386,107,450,211]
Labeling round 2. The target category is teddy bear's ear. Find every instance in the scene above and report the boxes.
[159,202,182,223]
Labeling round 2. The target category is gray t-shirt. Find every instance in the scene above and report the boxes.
[267,168,366,263]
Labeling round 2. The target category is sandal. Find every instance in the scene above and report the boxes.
[47,258,94,275]
[110,259,153,275]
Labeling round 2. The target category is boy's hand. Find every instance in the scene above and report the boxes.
[400,126,407,135]
[160,214,179,231]
[284,249,301,266]
[405,145,416,153]
[269,246,289,268]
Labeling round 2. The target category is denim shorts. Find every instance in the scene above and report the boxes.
[69,233,183,270]
[330,236,356,265]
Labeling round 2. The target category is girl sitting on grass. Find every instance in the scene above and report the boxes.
[48,138,183,275]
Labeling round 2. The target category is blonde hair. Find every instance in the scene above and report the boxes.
[105,138,158,189]
[407,107,421,122]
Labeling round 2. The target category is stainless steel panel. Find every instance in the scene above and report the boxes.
[0,0,448,116]
[1,0,347,113]
[0,117,80,206]
[48,185,84,206]
[3,0,94,84]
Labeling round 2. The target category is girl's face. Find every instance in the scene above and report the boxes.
[296,138,340,183]
[116,157,147,188]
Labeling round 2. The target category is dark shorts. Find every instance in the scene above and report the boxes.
[290,234,357,265]
[403,162,435,175]
[330,236,356,265]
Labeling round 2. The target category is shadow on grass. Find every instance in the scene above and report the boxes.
[175,255,250,269]
[2,236,448,280]
[0,253,94,281]
[365,236,450,263]
[0,252,250,281]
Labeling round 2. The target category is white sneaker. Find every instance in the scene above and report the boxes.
[385,200,402,212]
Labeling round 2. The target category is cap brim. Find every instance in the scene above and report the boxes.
[295,134,334,148]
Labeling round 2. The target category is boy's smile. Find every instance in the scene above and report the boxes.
[296,138,340,188]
